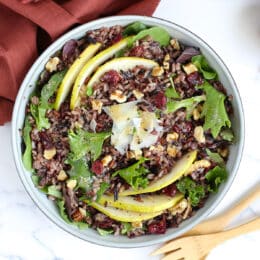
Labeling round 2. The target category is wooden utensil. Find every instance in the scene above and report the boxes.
[152,186,260,256]
[161,217,260,260]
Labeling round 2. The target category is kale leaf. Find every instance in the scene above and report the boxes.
[176,177,206,207]
[112,157,149,190]
[205,166,227,192]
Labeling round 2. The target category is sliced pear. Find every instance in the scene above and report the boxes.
[54,43,101,110]
[119,150,197,196]
[70,37,132,109]
[91,202,162,222]
[87,57,158,88]
[99,193,183,213]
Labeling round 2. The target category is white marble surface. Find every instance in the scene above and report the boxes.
[1,0,260,259]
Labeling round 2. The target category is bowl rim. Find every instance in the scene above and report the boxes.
[11,14,245,248]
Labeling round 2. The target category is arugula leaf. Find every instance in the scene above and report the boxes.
[96,182,110,202]
[97,228,114,236]
[220,128,234,142]
[176,177,206,207]
[121,222,132,235]
[123,21,148,37]
[31,174,39,186]
[30,103,50,130]
[56,200,89,229]
[112,157,149,190]
[86,85,94,96]
[165,75,180,99]
[198,82,231,138]
[76,222,90,230]
[206,149,225,167]
[22,116,33,171]
[30,71,66,130]
[68,129,111,161]
[56,200,71,223]
[191,55,217,80]
[41,70,66,107]
[67,157,93,192]
[84,132,111,161]
[46,185,62,199]
[205,166,227,192]
[128,26,170,47]
[166,95,205,119]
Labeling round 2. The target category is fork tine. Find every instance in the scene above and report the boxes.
[151,237,185,255]
[151,240,179,255]
[162,248,185,260]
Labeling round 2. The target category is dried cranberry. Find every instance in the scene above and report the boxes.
[148,217,166,234]
[62,39,78,63]
[102,70,121,85]
[129,45,145,57]
[91,160,103,175]
[152,92,167,109]
[186,71,204,86]
[162,183,177,197]
[112,33,122,44]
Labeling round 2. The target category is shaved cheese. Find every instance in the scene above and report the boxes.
[130,111,162,151]
[103,101,138,154]
[104,102,163,154]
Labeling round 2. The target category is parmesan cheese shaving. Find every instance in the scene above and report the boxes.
[103,102,163,154]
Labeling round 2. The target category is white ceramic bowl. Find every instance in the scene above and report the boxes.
[12,15,245,248]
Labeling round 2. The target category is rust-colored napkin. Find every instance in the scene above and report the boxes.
[0,0,159,125]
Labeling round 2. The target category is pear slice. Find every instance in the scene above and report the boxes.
[119,150,197,196]
[54,43,101,110]
[70,37,132,109]
[99,193,184,213]
[87,57,158,88]
[91,202,162,222]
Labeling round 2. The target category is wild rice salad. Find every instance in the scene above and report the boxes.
[22,22,234,237]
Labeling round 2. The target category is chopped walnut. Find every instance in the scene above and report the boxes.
[57,170,67,181]
[45,57,60,73]
[194,126,206,143]
[185,159,211,175]
[43,147,56,160]
[110,90,127,103]
[152,66,164,77]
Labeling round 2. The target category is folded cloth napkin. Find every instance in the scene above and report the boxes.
[0,0,159,125]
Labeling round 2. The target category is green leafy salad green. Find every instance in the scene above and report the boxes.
[21,21,234,237]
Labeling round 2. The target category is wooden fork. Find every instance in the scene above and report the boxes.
[161,217,260,260]
[152,186,260,256]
